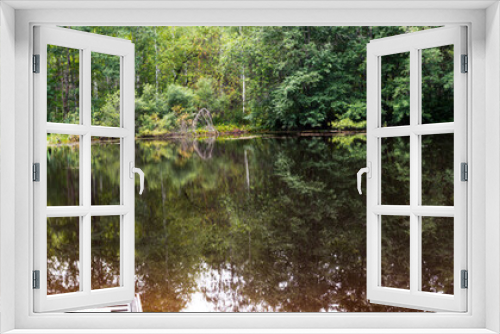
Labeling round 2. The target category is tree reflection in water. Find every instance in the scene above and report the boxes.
[46,134,454,312]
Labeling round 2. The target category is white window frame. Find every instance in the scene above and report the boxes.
[366,26,468,312]
[33,26,136,312]
[1,2,499,333]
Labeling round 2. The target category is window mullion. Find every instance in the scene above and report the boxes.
[409,47,420,294]
[90,205,129,215]
[89,126,129,138]
[417,47,424,292]
[45,123,128,138]
[46,123,87,135]
[413,123,454,135]
[82,214,92,294]
[373,205,454,217]
[82,47,92,294]
[373,123,454,138]
[78,47,84,294]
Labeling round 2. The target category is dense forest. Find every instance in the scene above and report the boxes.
[46,26,453,136]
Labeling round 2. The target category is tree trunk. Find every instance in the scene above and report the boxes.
[61,53,68,120]
[154,26,159,96]
[240,26,246,114]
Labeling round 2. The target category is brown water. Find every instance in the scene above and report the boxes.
[46,134,454,312]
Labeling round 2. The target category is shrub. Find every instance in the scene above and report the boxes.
[165,84,196,113]
[329,118,366,131]
[136,84,169,117]
[92,91,121,127]
[137,113,177,137]
[194,77,216,110]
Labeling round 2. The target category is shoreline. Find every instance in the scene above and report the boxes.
[47,129,367,146]
[136,129,367,140]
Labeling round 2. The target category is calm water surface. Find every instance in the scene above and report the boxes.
[46,134,454,312]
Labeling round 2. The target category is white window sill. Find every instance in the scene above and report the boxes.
[4,330,497,334]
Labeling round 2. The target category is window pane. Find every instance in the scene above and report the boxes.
[91,137,120,205]
[91,52,121,127]
[91,215,120,290]
[47,134,80,206]
[47,45,80,124]
[381,215,410,290]
[381,52,410,127]
[47,217,80,295]
[421,133,454,206]
[421,45,454,124]
[421,217,454,294]
[381,136,410,205]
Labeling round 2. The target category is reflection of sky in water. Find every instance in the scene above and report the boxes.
[48,257,120,295]
[183,262,248,312]
[181,261,348,312]
[47,257,80,294]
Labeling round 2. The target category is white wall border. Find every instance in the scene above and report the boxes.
[1,2,16,333]
[485,2,500,333]
[0,3,495,333]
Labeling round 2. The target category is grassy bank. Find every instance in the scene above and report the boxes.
[47,123,367,145]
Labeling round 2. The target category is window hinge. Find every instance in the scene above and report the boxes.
[461,162,468,182]
[461,54,468,73]
[33,163,40,182]
[461,270,468,289]
[33,270,40,289]
[33,54,40,73]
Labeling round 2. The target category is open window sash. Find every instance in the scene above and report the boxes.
[33,26,136,312]
[365,26,467,312]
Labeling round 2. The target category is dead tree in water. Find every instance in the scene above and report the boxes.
[192,108,218,134]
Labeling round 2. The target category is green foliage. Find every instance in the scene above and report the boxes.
[342,101,367,123]
[135,84,169,116]
[57,26,450,133]
[91,52,121,127]
[137,113,177,136]
[46,133,79,145]
[194,77,215,110]
[94,91,120,127]
[381,52,410,126]
[47,45,80,124]
[215,124,249,133]
[135,84,177,136]
[165,84,196,113]
[271,70,324,128]
[329,118,366,131]
[421,45,454,123]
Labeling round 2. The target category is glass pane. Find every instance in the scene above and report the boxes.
[422,217,454,294]
[422,45,454,124]
[47,134,80,206]
[91,52,121,127]
[422,134,454,206]
[381,215,410,289]
[47,217,80,295]
[381,52,410,127]
[47,45,80,124]
[91,215,120,290]
[91,137,120,206]
[381,136,410,205]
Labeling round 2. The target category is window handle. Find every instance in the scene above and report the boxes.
[357,162,372,195]
[129,162,145,195]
